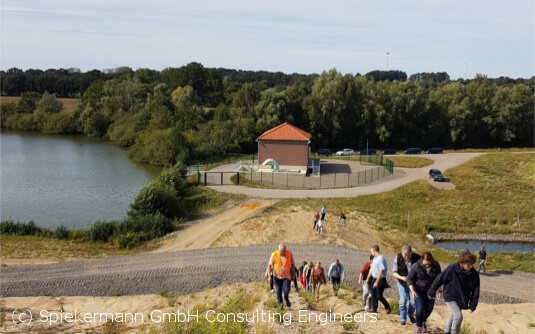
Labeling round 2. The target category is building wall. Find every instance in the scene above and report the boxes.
[258,140,308,168]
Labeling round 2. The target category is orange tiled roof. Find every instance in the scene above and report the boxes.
[257,122,311,141]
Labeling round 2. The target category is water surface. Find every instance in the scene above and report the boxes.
[1,132,161,229]
[436,240,534,253]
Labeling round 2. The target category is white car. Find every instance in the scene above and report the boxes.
[336,149,354,156]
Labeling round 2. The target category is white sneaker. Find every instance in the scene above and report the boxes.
[270,289,274,293]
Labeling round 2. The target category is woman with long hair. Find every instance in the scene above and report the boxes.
[407,252,442,333]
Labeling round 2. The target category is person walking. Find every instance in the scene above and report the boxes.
[392,244,421,325]
[310,261,326,301]
[317,218,324,235]
[267,243,296,308]
[366,245,391,314]
[304,261,313,292]
[477,246,487,273]
[320,205,326,220]
[313,212,320,231]
[407,252,442,333]
[428,250,480,334]
[359,254,374,310]
[327,259,345,296]
[339,213,346,227]
[299,261,307,289]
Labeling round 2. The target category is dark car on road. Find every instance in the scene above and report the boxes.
[425,147,443,154]
[317,149,332,156]
[358,148,377,155]
[428,169,445,182]
[381,148,396,155]
[403,148,422,154]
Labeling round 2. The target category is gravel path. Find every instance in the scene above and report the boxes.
[207,153,483,198]
[1,243,531,304]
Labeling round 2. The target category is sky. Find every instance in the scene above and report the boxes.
[1,0,534,79]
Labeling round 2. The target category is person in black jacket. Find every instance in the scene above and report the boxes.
[428,250,480,334]
[407,252,442,333]
[392,244,421,325]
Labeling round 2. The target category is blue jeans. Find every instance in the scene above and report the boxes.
[397,281,415,322]
[274,277,290,305]
[414,289,435,327]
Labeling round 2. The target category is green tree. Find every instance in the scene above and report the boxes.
[36,91,63,113]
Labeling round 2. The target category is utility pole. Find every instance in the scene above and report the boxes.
[386,50,390,70]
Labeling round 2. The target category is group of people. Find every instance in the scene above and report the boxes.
[266,244,346,306]
[267,243,481,334]
[312,205,347,235]
[358,244,480,334]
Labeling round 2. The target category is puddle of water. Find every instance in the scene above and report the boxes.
[436,240,534,253]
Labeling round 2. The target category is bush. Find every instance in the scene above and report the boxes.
[117,232,142,249]
[0,220,43,236]
[42,113,77,134]
[54,224,70,239]
[88,220,119,242]
[120,213,173,239]
[129,180,183,219]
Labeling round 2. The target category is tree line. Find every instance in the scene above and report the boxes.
[1,64,533,167]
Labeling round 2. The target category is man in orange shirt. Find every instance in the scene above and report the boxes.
[267,243,296,307]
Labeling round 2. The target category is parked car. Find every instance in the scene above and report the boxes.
[317,149,332,156]
[425,147,443,154]
[428,169,441,178]
[381,148,396,155]
[358,148,377,155]
[403,148,422,154]
[336,149,354,156]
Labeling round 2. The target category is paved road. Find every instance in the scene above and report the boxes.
[1,243,531,304]
[207,153,482,198]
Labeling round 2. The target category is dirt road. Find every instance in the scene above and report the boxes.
[152,200,274,252]
[207,153,482,198]
[1,243,531,305]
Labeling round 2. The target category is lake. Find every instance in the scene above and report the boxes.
[1,132,161,230]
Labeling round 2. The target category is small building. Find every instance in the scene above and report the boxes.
[256,122,311,173]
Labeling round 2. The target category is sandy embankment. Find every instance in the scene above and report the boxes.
[2,283,534,334]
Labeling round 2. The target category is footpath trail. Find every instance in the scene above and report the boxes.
[207,153,482,198]
[1,243,532,304]
[152,200,274,252]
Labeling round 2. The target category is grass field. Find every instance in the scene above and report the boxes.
[277,152,534,235]
[382,156,433,168]
[0,96,79,114]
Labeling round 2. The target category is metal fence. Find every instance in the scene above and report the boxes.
[200,165,393,189]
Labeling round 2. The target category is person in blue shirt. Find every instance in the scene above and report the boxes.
[365,245,391,313]
[327,259,345,296]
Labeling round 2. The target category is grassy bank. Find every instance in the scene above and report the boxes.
[382,156,433,168]
[0,186,246,263]
[278,153,534,235]
[431,247,535,273]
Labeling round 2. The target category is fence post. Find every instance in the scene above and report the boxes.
[286,173,289,188]
[319,174,322,188]
[303,174,305,188]
[334,173,336,188]
[204,172,207,186]
[357,172,360,186]
[347,173,350,187]
[237,172,240,185]
[197,171,200,184]
[220,172,223,185]
[272,172,274,186]
[364,169,367,184]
